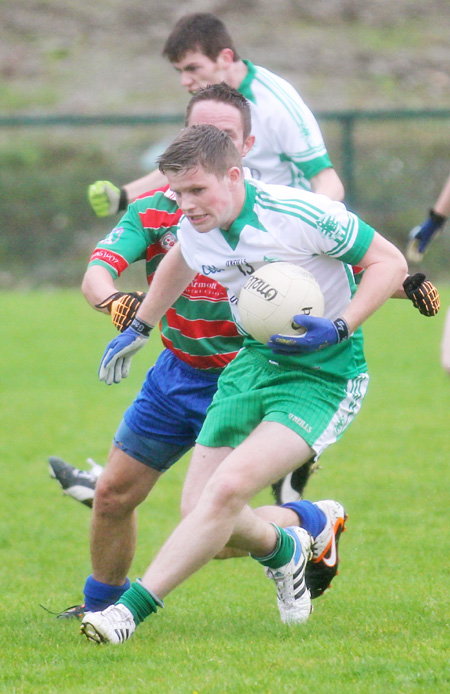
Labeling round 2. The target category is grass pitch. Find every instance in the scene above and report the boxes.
[1,289,449,694]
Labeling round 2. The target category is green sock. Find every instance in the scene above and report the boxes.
[118,580,164,626]
[251,525,295,569]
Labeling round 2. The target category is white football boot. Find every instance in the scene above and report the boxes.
[80,604,136,645]
[265,526,313,624]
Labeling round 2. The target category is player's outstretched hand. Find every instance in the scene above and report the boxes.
[406,210,447,262]
[99,318,153,385]
[402,273,440,317]
[88,180,128,217]
[96,291,146,332]
[268,316,349,354]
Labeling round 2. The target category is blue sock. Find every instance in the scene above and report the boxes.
[282,500,326,538]
[83,575,131,612]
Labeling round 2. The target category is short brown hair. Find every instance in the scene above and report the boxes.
[162,13,240,63]
[157,125,242,179]
[185,83,252,140]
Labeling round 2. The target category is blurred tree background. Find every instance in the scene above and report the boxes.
[1,0,449,287]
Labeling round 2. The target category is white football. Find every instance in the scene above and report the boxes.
[238,262,324,344]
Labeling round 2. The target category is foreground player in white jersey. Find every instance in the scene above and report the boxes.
[88,12,344,215]
[80,125,407,644]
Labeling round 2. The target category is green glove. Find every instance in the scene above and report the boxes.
[88,180,128,217]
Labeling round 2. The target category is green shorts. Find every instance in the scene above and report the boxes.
[197,347,369,456]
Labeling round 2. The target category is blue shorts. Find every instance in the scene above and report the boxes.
[114,349,220,472]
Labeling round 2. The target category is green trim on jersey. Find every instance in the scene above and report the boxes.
[244,332,367,379]
[220,181,267,249]
[281,152,333,183]
[338,220,375,265]
[238,60,257,103]
[254,188,325,226]
[252,189,374,264]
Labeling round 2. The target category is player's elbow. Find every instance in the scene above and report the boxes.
[81,270,97,307]
[82,265,115,309]
[365,234,408,292]
[392,246,409,283]
[387,246,409,295]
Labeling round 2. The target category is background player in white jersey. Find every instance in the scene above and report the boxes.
[80,125,408,644]
[88,12,344,216]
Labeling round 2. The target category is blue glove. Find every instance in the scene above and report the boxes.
[98,318,153,385]
[406,209,447,262]
[268,315,349,354]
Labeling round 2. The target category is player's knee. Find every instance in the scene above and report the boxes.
[93,474,142,517]
[205,473,248,516]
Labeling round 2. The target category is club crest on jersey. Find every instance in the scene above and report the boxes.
[161,232,176,251]
[101,227,125,245]
[317,214,345,241]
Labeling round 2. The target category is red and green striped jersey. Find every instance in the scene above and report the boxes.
[88,187,243,372]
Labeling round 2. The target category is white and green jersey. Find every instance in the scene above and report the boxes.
[239,60,333,189]
[178,179,376,380]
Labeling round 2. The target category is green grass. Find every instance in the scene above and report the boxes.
[1,290,449,694]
